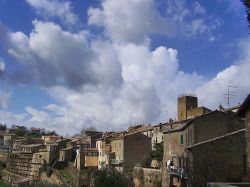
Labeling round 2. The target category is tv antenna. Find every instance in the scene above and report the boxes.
[200,99,206,106]
[129,113,132,126]
[223,85,237,106]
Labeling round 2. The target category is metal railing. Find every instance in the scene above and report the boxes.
[167,165,187,179]
[109,159,123,165]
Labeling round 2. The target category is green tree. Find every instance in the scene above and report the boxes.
[151,142,163,162]
[91,168,133,187]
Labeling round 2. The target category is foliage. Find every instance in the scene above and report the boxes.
[15,130,27,137]
[41,164,53,178]
[91,168,133,187]
[0,124,7,131]
[0,180,11,187]
[241,0,250,27]
[45,166,53,177]
[151,142,163,162]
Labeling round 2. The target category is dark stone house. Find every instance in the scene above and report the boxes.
[237,94,250,180]
[162,96,244,187]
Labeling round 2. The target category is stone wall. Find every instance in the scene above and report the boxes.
[187,130,246,187]
[178,96,198,121]
[187,107,211,119]
[0,152,8,162]
[124,133,151,171]
[193,111,244,144]
[245,108,250,177]
[111,138,124,161]
[134,167,161,187]
[162,111,244,187]
[162,131,186,187]
[59,148,73,162]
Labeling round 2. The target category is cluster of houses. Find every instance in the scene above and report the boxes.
[0,94,250,187]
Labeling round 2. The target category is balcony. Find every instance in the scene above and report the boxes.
[167,165,187,179]
[109,159,123,165]
[166,156,188,179]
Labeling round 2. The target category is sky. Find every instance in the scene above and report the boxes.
[0,0,249,135]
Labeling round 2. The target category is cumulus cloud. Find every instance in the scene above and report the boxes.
[88,0,175,44]
[0,111,26,125]
[88,0,221,43]
[7,21,122,89]
[15,35,250,135]
[192,1,206,15]
[0,90,11,109]
[0,57,5,76]
[26,0,78,26]
[1,0,249,135]
[8,33,205,134]
[195,37,250,109]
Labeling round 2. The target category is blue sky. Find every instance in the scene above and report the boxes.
[0,0,249,135]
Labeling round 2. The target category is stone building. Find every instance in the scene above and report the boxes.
[177,95,211,121]
[3,134,16,149]
[3,144,45,181]
[81,131,102,148]
[42,135,61,144]
[59,147,73,162]
[237,94,250,180]
[74,148,98,170]
[12,138,28,150]
[162,110,244,187]
[109,132,151,171]
[186,129,246,186]
[134,167,162,187]
[96,138,112,169]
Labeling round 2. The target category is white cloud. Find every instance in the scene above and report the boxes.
[26,0,78,26]
[195,37,250,109]
[88,0,221,43]
[192,1,206,15]
[0,57,5,76]
[0,58,5,71]
[88,0,175,44]
[7,21,122,89]
[2,1,249,136]
[8,33,205,134]
[0,90,11,109]
[16,35,250,135]
[0,111,25,125]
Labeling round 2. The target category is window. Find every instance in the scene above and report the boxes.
[156,137,158,143]
[179,134,184,145]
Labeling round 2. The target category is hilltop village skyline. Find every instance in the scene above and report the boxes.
[0,94,250,186]
[0,0,249,135]
[0,94,242,136]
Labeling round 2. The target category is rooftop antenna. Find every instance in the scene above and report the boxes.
[129,113,132,126]
[223,85,237,107]
[200,99,206,107]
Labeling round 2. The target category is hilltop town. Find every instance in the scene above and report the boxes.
[0,94,250,187]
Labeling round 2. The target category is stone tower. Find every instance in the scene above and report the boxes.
[177,95,198,121]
